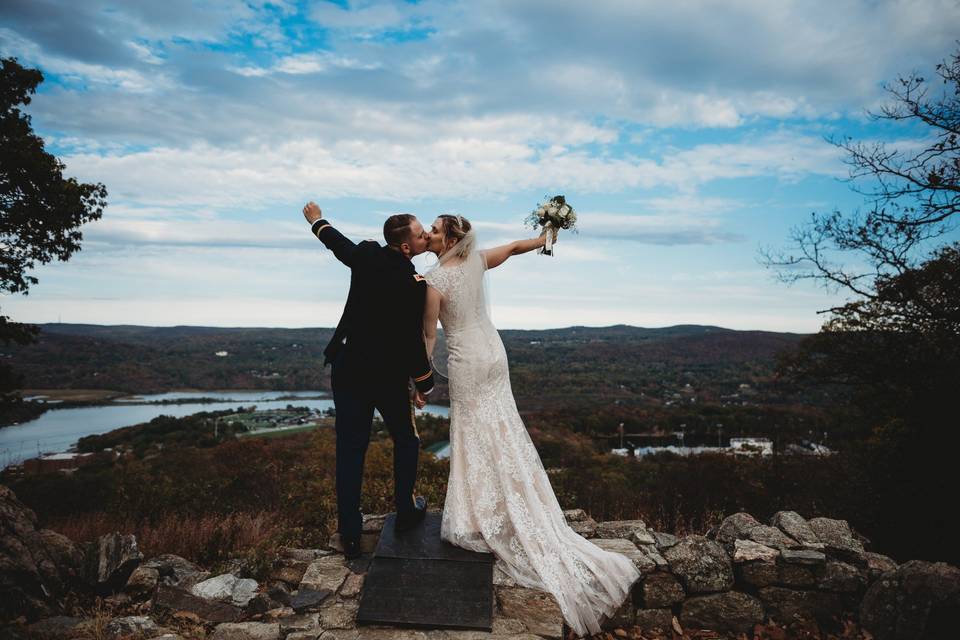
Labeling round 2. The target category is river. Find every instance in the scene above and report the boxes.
[0,391,449,468]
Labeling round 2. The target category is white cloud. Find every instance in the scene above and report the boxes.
[0,28,174,93]
[1,0,945,331]
[580,210,745,245]
[82,216,382,250]
[56,128,845,210]
[232,51,382,76]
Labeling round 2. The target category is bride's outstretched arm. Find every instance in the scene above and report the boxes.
[480,228,548,270]
[423,285,442,360]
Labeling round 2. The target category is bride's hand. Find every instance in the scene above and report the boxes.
[538,226,557,245]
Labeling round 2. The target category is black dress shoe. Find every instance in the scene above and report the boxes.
[394,496,428,533]
[342,536,362,559]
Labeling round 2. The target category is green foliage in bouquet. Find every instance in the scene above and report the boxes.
[525,195,578,232]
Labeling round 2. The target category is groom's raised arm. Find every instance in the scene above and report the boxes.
[311,219,362,267]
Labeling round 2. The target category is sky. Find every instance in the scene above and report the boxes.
[1,0,958,333]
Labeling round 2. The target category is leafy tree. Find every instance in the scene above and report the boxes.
[767,47,960,563]
[0,57,106,402]
[778,243,959,431]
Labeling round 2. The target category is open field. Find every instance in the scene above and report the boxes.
[239,421,333,439]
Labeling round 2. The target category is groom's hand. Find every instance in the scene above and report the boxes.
[412,389,427,409]
[303,201,323,224]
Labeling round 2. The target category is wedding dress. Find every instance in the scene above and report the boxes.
[424,249,641,636]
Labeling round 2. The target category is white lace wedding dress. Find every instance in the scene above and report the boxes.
[424,249,641,636]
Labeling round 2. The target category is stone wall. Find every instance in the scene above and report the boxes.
[559,508,959,639]
[2,481,959,640]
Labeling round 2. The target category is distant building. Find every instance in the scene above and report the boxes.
[631,445,728,458]
[621,437,775,458]
[729,437,774,456]
[22,451,101,474]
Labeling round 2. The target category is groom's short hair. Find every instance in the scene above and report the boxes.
[383,214,416,247]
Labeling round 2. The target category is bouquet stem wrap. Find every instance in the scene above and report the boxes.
[541,221,554,256]
[526,195,577,258]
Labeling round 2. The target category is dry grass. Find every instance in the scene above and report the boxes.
[49,509,293,568]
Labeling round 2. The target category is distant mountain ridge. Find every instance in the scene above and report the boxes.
[7,323,809,405]
[34,322,808,339]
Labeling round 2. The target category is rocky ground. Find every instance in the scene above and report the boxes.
[2,484,959,640]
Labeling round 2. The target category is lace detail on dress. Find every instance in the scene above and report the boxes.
[424,250,641,636]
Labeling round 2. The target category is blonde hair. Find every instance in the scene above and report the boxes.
[437,214,475,262]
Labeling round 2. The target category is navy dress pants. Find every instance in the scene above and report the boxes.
[331,348,421,542]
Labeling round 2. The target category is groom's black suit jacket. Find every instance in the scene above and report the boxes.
[310,218,434,394]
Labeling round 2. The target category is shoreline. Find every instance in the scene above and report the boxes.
[0,389,340,430]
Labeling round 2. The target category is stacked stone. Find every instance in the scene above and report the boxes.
[564,509,959,640]
[4,479,959,640]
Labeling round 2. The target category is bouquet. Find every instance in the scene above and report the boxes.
[525,195,577,256]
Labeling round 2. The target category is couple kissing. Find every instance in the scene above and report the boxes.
[302,202,639,637]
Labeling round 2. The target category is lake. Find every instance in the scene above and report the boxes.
[0,390,449,468]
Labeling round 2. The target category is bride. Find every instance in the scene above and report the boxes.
[421,214,641,637]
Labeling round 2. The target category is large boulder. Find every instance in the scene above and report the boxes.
[818,560,867,593]
[142,554,208,589]
[860,560,960,640]
[679,592,764,634]
[652,531,679,551]
[807,517,865,562]
[590,538,656,574]
[269,559,309,587]
[563,510,598,537]
[595,519,649,540]
[748,525,798,550]
[86,532,143,594]
[663,535,734,594]
[562,509,589,522]
[635,543,668,569]
[192,574,259,607]
[495,586,562,639]
[154,583,242,623]
[771,511,820,545]
[738,561,817,589]
[732,539,779,563]
[124,565,159,599]
[780,549,826,566]
[0,484,86,622]
[759,586,845,627]
[864,551,899,581]
[299,556,349,593]
[640,572,685,608]
[714,512,761,551]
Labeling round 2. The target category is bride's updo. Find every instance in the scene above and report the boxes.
[437,214,476,263]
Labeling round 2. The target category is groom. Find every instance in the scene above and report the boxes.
[303,202,435,559]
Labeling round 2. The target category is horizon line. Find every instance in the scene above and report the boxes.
[31,321,813,336]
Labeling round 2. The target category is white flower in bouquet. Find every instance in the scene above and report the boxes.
[525,195,577,256]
